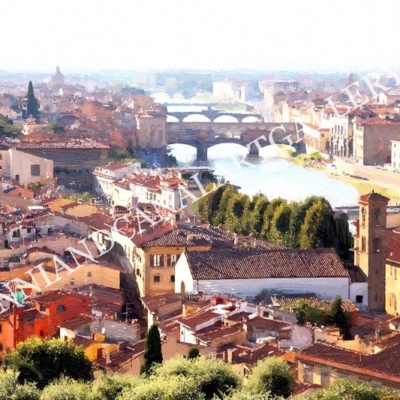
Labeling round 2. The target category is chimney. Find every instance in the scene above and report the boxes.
[227,347,236,363]
[118,341,128,352]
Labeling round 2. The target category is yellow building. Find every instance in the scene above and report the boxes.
[138,230,212,297]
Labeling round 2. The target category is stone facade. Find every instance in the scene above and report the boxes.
[135,106,167,149]
[353,120,400,165]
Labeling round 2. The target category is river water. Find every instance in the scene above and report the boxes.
[169,143,359,208]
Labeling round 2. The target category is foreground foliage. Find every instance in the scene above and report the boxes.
[2,337,93,389]
[2,350,400,400]
[306,379,400,400]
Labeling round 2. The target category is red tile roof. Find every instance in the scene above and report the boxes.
[359,192,390,203]
[186,248,348,280]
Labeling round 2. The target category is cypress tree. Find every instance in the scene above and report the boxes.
[141,324,163,375]
[27,81,39,119]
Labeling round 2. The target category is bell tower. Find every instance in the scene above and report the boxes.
[355,191,389,312]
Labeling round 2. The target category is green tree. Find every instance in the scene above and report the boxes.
[212,186,235,225]
[27,81,39,119]
[246,357,295,398]
[334,215,354,262]
[306,379,400,400]
[289,196,326,247]
[119,374,203,400]
[225,193,251,234]
[249,194,270,236]
[2,337,93,389]
[87,374,139,400]
[187,348,200,359]
[287,299,326,327]
[39,377,90,400]
[299,200,335,249]
[140,324,163,375]
[0,370,40,400]
[327,296,353,340]
[152,356,240,400]
[260,198,283,240]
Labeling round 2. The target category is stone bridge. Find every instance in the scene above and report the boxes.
[166,122,303,161]
[167,111,262,122]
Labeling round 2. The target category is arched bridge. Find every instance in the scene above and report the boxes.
[167,111,263,122]
[166,122,303,162]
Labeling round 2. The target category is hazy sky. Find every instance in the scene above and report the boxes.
[2,0,399,72]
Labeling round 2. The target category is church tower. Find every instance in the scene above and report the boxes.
[355,191,389,312]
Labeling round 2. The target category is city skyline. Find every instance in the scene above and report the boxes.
[2,0,399,73]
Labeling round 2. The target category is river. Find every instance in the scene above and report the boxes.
[169,143,359,208]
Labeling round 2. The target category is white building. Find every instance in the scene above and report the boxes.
[0,146,53,184]
[175,248,362,304]
[93,162,140,203]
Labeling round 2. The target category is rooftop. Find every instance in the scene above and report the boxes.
[186,248,348,280]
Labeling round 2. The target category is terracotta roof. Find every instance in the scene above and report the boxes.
[186,248,348,280]
[359,192,390,203]
[141,226,286,251]
[140,293,182,314]
[94,339,145,371]
[355,117,400,125]
[60,315,93,330]
[246,316,292,331]
[35,290,85,306]
[298,343,368,367]
[177,308,222,330]
[195,322,243,344]
[18,308,46,322]
[299,335,400,382]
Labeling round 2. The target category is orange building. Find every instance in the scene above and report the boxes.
[0,291,91,357]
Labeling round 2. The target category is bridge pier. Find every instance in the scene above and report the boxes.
[247,142,260,157]
[196,143,208,162]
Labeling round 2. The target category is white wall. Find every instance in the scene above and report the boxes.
[349,282,368,309]
[196,277,350,300]
[175,253,195,294]
[176,253,351,300]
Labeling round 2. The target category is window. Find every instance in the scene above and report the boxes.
[31,164,40,176]
[152,255,163,267]
[374,208,381,225]
[40,304,46,312]
[167,254,178,266]
[87,271,92,278]
[0,343,3,351]
[136,268,140,276]
[39,330,44,338]
[361,236,366,252]
[57,305,67,313]
[263,311,270,318]
[0,324,2,334]
[373,237,382,253]
[154,275,160,283]
[170,275,175,283]
[355,295,363,304]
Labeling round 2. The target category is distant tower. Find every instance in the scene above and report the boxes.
[50,66,65,88]
[354,191,389,312]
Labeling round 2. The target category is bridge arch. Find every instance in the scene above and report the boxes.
[213,115,239,123]
[182,114,211,122]
[166,115,180,122]
[242,116,259,123]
